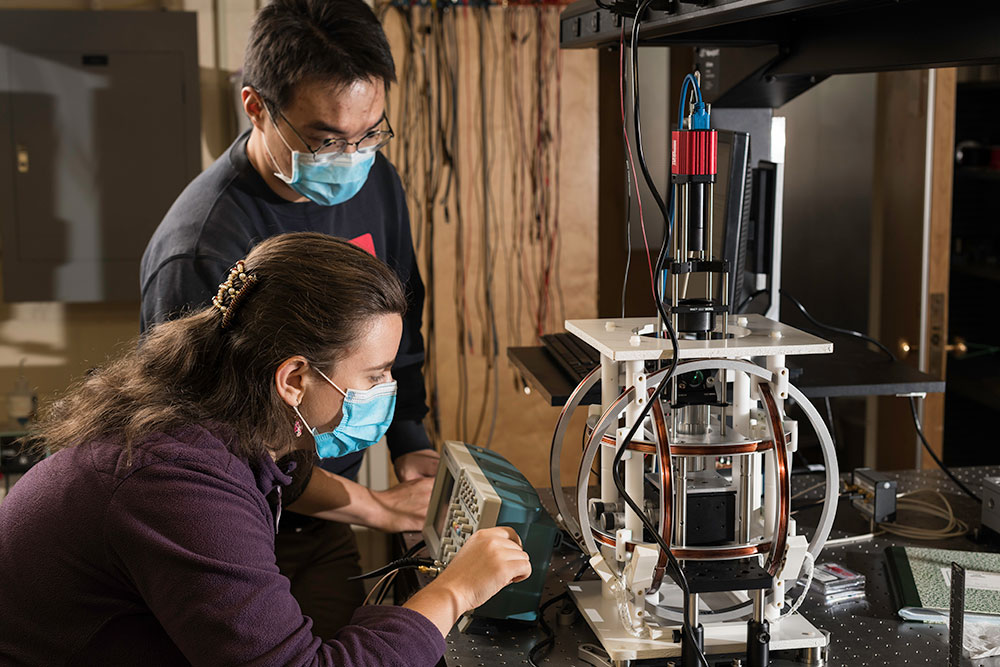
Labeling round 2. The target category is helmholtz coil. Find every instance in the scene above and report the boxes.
[547,77,839,666]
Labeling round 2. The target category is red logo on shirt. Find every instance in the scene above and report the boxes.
[349,233,376,256]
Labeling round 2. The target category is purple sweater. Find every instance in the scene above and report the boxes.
[0,425,446,666]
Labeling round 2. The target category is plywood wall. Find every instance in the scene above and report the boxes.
[380,6,599,488]
[0,1,600,493]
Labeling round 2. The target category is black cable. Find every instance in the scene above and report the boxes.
[348,557,436,582]
[527,591,570,667]
[619,22,633,319]
[736,288,768,314]
[629,0,668,227]
[557,528,586,554]
[622,38,772,633]
[908,395,981,503]
[403,539,427,559]
[791,492,861,515]
[781,290,981,503]
[824,396,838,453]
[781,290,895,361]
[621,160,633,318]
[371,542,432,606]
[623,7,708,665]
[609,298,706,667]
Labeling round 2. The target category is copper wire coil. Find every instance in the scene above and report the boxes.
[649,393,671,592]
[591,429,777,456]
[758,382,790,577]
[578,371,791,583]
[593,432,656,451]
[591,528,772,561]
[665,441,778,456]
[676,542,771,560]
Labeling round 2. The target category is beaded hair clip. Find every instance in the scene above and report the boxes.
[211,260,259,329]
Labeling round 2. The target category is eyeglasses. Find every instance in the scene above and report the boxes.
[265,98,394,157]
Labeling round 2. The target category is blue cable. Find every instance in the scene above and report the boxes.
[677,79,690,130]
[677,73,707,130]
[685,73,703,102]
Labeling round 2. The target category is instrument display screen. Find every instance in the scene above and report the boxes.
[433,470,455,539]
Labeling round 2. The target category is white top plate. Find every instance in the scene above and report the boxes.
[564,314,832,361]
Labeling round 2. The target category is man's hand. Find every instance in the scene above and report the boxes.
[287,468,433,533]
[371,477,434,532]
[393,449,441,482]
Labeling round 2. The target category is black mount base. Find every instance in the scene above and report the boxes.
[746,618,771,667]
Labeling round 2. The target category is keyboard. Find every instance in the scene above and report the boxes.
[540,332,602,384]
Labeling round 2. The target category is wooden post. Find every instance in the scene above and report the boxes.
[870,68,956,470]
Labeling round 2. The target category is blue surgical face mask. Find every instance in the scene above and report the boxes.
[263,116,376,206]
[292,367,397,459]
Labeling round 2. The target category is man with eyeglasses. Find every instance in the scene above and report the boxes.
[139,0,438,638]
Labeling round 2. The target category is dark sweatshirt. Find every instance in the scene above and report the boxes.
[0,424,445,666]
[139,131,430,481]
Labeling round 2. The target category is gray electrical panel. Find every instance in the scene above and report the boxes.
[0,10,200,302]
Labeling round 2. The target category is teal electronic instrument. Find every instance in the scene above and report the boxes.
[423,441,558,622]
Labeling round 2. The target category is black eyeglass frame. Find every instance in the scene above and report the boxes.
[263,95,394,157]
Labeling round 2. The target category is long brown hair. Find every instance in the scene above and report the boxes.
[31,232,407,460]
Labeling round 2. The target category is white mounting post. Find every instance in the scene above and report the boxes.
[601,353,620,504]
[623,360,646,537]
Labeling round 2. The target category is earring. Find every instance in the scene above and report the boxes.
[293,400,303,437]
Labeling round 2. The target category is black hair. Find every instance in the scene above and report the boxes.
[243,0,396,113]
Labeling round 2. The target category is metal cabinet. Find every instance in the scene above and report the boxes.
[0,10,200,302]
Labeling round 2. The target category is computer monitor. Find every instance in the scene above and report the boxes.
[712,129,752,309]
[683,128,751,310]
[748,160,778,295]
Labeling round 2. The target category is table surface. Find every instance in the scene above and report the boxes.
[441,466,1000,667]
[507,343,945,407]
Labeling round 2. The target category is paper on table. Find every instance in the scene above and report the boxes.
[965,622,1000,659]
[942,567,1000,594]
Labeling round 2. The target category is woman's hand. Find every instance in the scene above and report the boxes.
[403,527,532,638]
[435,527,532,611]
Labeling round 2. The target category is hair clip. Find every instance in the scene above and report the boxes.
[211,260,260,329]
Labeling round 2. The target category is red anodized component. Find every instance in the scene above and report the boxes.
[671,129,718,177]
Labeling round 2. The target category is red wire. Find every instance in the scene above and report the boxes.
[619,25,655,301]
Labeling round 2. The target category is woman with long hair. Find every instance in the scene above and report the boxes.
[0,232,530,666]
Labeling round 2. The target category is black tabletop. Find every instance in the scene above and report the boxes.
[507,343,945,407]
